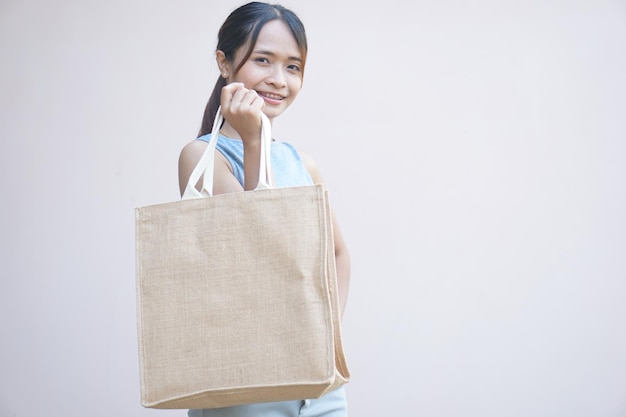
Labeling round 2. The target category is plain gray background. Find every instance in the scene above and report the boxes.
[1,0,625,416]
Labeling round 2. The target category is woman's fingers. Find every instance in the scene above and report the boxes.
[220,82,241,108]
[222,83,263,113]
[220,82,264,140]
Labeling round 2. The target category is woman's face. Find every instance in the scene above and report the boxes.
[227,20,304,120]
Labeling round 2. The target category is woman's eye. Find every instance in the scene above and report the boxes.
[287,64,301,72]
[255,57,269,64]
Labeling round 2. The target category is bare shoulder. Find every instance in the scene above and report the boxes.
[179,139,208,163]
[178,139,208,195]
[297,148,323,184]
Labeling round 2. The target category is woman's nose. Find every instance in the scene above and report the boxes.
[267,66,286,87]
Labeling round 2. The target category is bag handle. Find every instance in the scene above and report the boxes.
[183,106,273,200]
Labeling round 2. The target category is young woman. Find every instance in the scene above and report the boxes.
[178,2,350,416]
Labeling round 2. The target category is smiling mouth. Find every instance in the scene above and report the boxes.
[258,92,285,101]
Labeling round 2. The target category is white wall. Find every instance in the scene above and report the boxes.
[1,0,625,416]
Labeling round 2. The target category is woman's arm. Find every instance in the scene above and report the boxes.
[300,151,351,318]
[178,83,265,196]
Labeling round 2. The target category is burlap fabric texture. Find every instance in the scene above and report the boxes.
[135,108,349,409]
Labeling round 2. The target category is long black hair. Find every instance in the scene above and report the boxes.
[197,2,308,137]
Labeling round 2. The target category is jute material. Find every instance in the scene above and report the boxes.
[135,109,349,409]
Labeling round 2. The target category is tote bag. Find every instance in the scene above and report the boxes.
[135,108,349,409]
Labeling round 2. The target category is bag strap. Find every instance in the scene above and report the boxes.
[183,106,273,200]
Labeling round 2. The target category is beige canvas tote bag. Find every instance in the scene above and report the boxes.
[135,107,349,409]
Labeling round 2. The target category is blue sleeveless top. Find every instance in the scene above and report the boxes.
[197,134,313,188]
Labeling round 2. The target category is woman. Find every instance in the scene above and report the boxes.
[178,2,350,416]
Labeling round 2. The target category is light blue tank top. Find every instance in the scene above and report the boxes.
[196,134,313,188]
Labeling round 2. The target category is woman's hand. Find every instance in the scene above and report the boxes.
[220,82,265,144]
[220,82,266,190]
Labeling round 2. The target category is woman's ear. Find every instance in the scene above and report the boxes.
[216,50,231,79]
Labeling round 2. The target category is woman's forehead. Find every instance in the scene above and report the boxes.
[250,20,302,58]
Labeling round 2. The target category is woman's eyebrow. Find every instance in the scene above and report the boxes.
[253,50,302,62]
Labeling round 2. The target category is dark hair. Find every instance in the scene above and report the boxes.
[197,2,308,137]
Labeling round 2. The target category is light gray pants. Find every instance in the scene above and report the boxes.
[188,387,348,417]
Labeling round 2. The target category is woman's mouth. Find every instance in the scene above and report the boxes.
[258,92,285,105]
